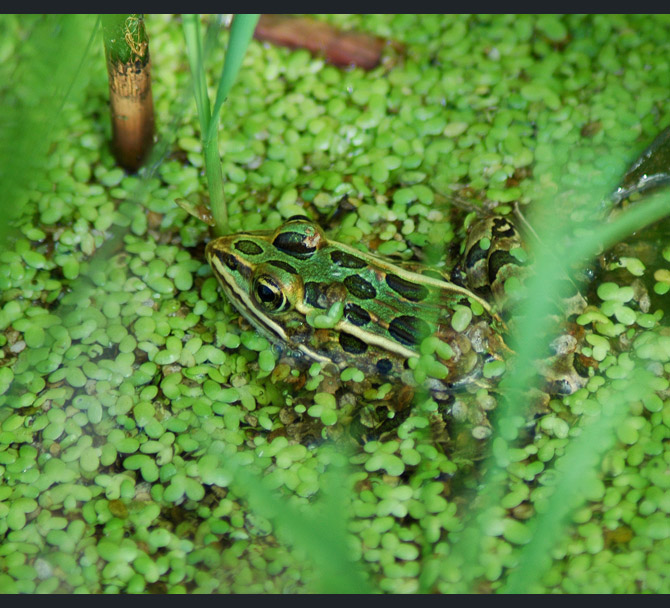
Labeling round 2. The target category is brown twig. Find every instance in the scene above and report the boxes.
[254,15,389,71]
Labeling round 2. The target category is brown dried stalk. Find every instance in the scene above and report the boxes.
[102,14,155,172]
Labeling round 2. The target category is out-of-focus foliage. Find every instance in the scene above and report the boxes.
[0,14,98,245]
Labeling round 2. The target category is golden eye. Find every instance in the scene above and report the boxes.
[253,275,289,313]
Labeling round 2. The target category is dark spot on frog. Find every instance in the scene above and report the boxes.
[215,250,239,271]
[376,358,393,374]
[343,275,377,300]
[305,281,349,310]
[339,332,368,355]
[490,217,517,239]
[385,273,429,302]
[304,281,329,309]
[488,250,520,284]
[465,242,487,270]
[331,250,368,269]
[214,250,251,279]
[344,302,371,326]
[388,315,431,346]
[234,239,263,256]
[268,259,298,274]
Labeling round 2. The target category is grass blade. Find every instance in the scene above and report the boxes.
[182,14,211,138]
[208,13,259,144]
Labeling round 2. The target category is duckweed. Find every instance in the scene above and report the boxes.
[307,392,337,426]
[1,13,670,595]
[365,452,405,477]
[451,306,473,332]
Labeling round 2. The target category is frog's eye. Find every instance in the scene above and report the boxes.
[252,275,290,313]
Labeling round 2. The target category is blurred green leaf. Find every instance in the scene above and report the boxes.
[0,15,98,247]
[227,446,373,594]
[447,141,670,591]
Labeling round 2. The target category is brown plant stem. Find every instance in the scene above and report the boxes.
[102,14,155,172]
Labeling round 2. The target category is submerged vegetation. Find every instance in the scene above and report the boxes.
[0,14,669,593]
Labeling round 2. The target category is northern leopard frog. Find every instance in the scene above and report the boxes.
[205,213,568,399]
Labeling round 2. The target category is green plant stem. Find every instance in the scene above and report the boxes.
[204,135,227,235]
[183,14,259,236]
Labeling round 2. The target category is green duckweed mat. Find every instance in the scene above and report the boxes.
[0,14,669,593]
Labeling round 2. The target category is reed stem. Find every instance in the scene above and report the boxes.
[101,14,155,172]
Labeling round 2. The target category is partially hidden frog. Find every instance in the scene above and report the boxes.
[205,212,586,400]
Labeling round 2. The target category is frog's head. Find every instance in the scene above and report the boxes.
[205,216,326,345]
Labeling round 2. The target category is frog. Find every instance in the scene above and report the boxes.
[204,210,590,404]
